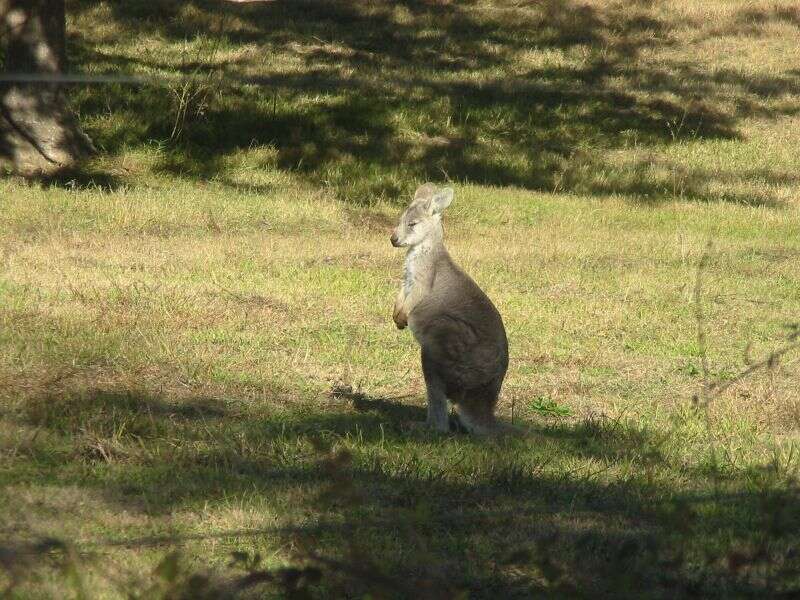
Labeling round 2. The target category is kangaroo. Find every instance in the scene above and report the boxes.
[390,183,510,435]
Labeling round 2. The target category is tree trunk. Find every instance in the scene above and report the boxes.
[0,0,94,175]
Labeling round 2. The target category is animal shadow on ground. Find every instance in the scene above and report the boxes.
[330,383,470,433]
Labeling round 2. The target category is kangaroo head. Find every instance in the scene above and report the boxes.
[390,184,454,248]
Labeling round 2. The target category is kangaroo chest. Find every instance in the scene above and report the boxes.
[404,246,435,296]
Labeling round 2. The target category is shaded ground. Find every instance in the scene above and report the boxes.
[3,383,799,597]
[60,0,800,203]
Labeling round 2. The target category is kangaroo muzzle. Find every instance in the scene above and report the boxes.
[390,232,401,247]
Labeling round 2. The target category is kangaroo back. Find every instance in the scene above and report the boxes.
[413,253,509,435]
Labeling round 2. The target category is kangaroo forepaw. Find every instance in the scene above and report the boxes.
[393,309,407,330]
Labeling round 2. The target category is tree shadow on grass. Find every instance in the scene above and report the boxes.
[59,0,800,205]
[5,385,800,597]
[7,164,125,192]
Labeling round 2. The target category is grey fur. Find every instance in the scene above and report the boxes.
[391,184,509,434]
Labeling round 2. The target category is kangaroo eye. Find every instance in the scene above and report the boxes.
[408,221,418,228]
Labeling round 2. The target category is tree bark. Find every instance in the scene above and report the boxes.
[0,0,94,175]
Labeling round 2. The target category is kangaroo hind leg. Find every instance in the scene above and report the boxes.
[421,349,450,432]
[454,384,500,436]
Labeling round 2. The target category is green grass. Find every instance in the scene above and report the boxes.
[59,0,800,205]
[2,0,800,597]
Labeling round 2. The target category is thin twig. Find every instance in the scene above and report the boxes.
[706,332,800,401]
[693,239,800,407]
[693,240,713,405]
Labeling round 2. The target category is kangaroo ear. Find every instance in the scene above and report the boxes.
[414,182,438,201]
[430,187,454,214]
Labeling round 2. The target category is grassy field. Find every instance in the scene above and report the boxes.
[2,0,800,597]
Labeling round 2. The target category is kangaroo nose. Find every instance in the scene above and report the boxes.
[390,233,400,247]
